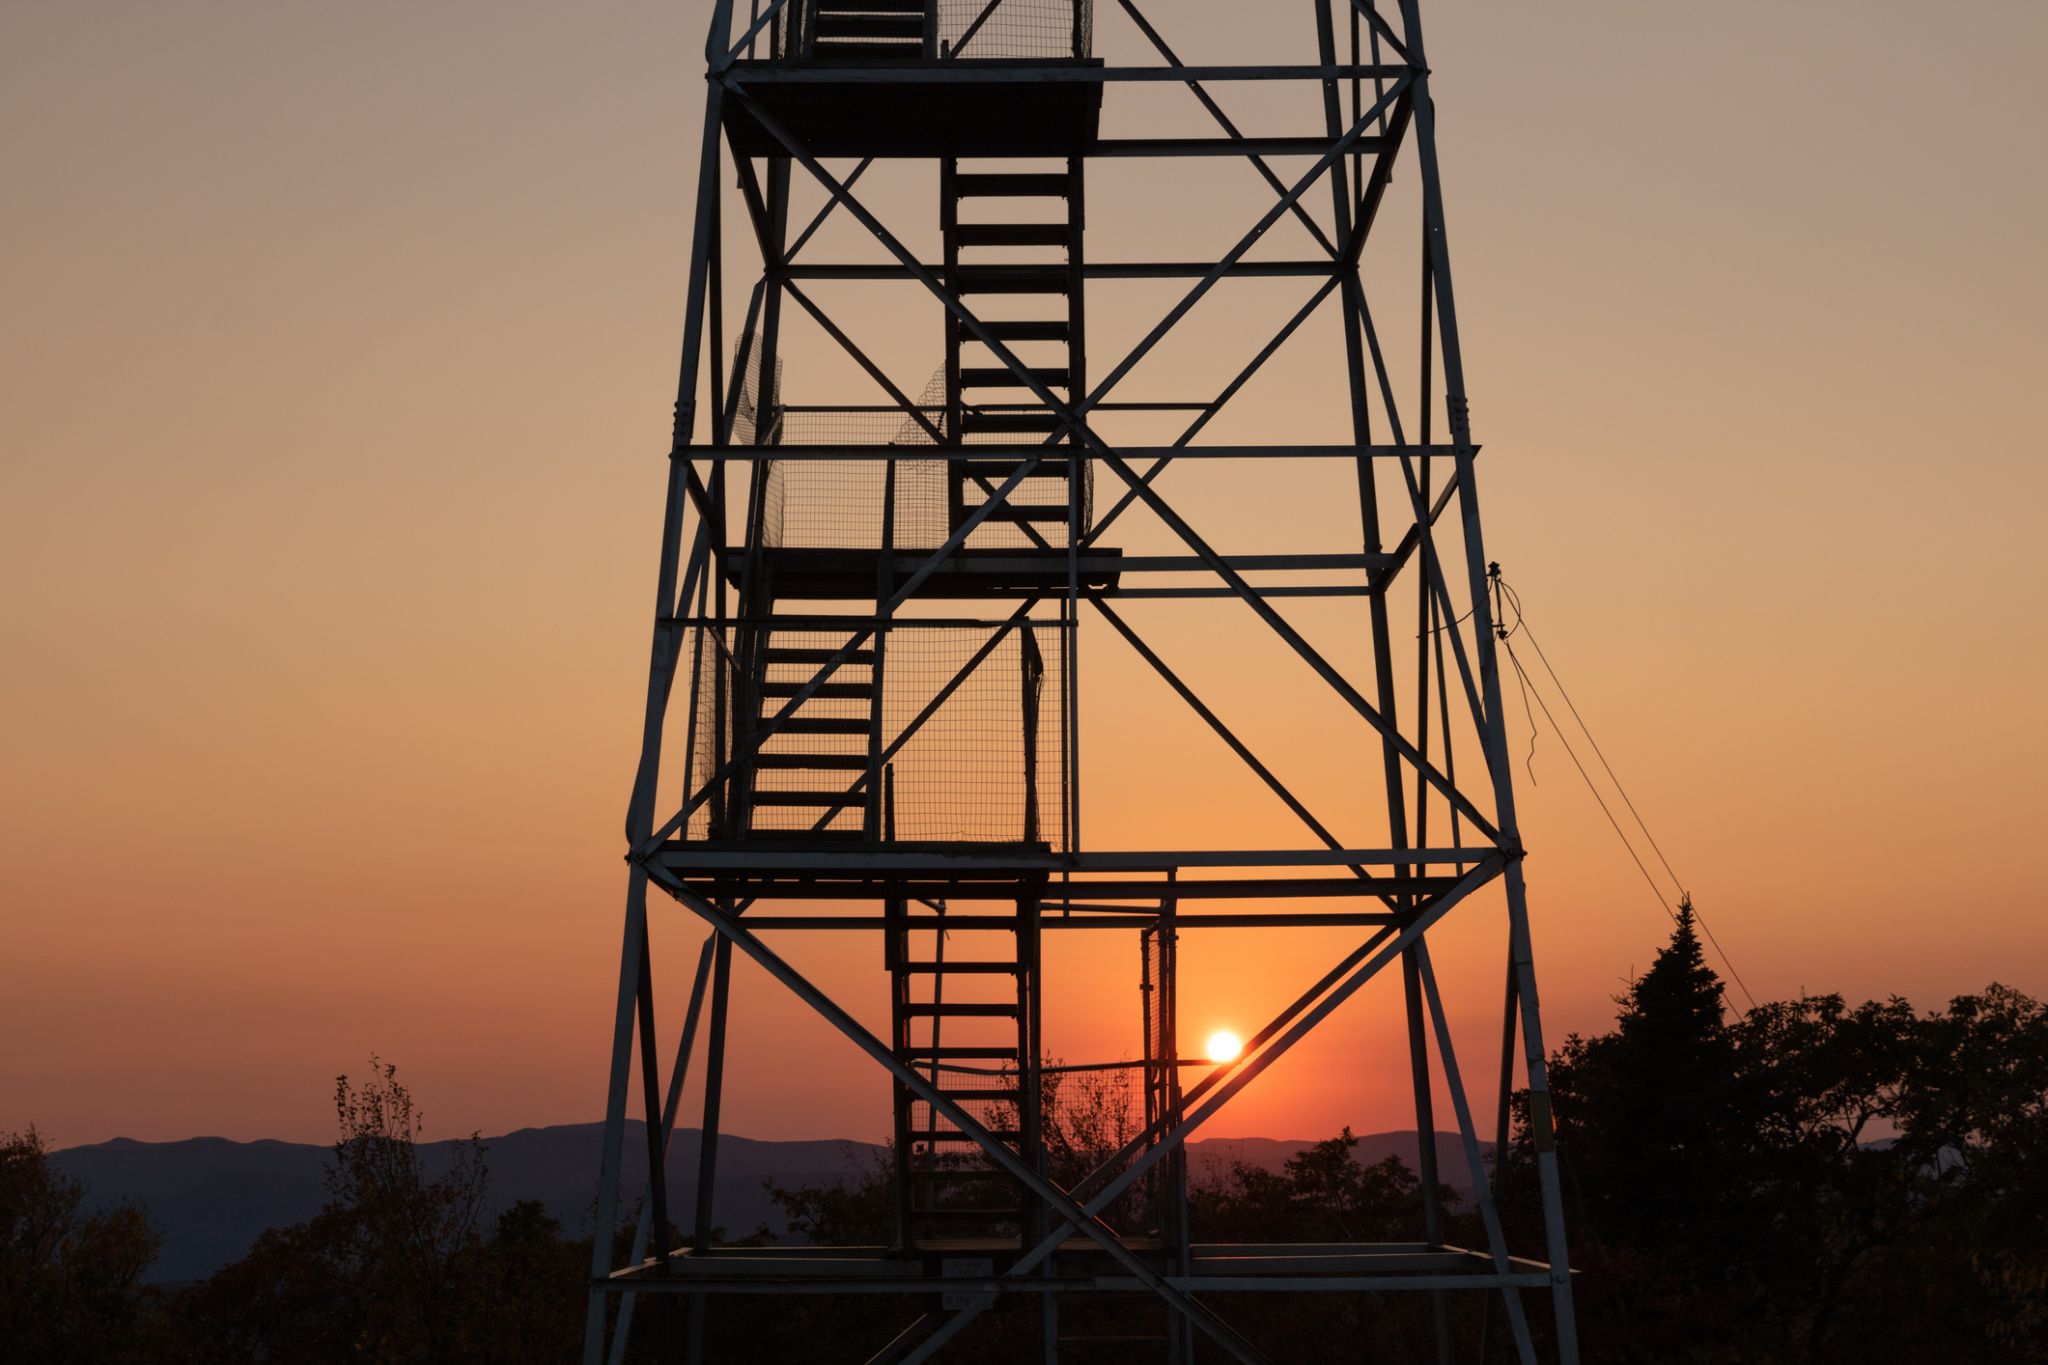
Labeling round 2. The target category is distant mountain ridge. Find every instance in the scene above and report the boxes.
[53,1124,1480,1285]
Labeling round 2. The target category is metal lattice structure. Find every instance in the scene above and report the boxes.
[586,1,1582,1360]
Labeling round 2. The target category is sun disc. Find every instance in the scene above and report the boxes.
[1205,1030,1243,1063]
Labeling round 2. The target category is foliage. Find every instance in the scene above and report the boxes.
[0,1126,160,1365]
[10,949,2045,1363]
[765,1141,895,1245]
[1195,1126,1450,1243]
[1507,912,2048,1365]
[142,1058,535,1365]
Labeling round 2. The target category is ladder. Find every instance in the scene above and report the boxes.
[942,156,1086,538]
[888,898,1043,1249]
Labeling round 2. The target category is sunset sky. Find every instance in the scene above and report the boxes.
[4,0,2044,1151]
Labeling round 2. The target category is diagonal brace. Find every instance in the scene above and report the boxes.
[651,874,1277,1365]
[896,858,1504,1357]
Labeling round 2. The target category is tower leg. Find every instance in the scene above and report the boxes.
[1505,865,1582,1365]
[597,50,726,1365]
[1402,949,1456,1364]
[610,935,718,1365]
[886,894,915,1251]
[1397,0,1582,1349]
[1316,0,1458,1353]
[684,929,735,1365]
[581,873,654,1365]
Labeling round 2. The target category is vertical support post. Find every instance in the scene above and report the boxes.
[610,933,719,1365]
[1161,890,1194,1365]
[1396,2,1581,1356]
[1018,886,1046,1249]
[1401,948,1454,1363]
[635,934,673,1277]
[886,889,915,1250]
[1493,958,1521,1192]
[583,876,653,1365]
[683,931,735,1365]
[583,31,729,1361]
[1063,154,1086,860]
[731,157,793,841]
[1480,955,1523,1362]
[1321,10,1451,1363]
[1022,627,1044,844]
[940,158,965,533]
[869,459,899,839]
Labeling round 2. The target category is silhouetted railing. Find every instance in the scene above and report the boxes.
[765,0,1091,62]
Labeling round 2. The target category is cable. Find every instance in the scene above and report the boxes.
[1508,589,1679,891]
[1502,647,1670,919]
[1490,570,1759,1014]
[1507,639,1541,785]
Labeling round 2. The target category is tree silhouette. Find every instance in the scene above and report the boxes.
[0,1126,159,1365]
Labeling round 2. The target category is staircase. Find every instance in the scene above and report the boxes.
[942,157,1086,540]
[736,632,881,841]
[889,901,1043,1247]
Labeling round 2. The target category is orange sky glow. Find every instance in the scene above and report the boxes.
[3,0,2045,1150]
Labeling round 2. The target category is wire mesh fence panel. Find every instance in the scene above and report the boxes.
[883,621,1059,844]
[728,329,782,449]
[765,368,1091,551]
[940,0,1090,61]
[1140,922,1185,1239]
[771,1,1091,60]
[682,620,1065,846]
[768,369,952,550]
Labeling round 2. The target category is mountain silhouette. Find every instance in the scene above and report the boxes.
[54,1124,1479,1284]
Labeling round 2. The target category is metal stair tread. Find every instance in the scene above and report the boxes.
[749,791,861,806]
[766,716,872,735]
[960,366,1071,388]
[953,173,1072,198]
[758,680,873,698]
[752,753,869,770]
[954,223,1072,247]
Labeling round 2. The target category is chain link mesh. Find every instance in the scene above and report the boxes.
[684,621,1064,847]
[771,0,1091,61]
[766,368,1091,551]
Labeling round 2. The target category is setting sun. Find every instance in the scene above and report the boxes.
[1205,1030,1243,1064]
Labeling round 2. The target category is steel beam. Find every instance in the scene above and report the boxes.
[723,63,1416,85]
[653,878,1278,1365]
[1398,0,1581,1352]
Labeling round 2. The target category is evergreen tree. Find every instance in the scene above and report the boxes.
[1534,902,1763,1260]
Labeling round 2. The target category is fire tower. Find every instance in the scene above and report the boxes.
[586,1,1581,1361]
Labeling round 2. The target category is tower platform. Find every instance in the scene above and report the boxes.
[722,546,1123,598]
[648,842,1483,910]
[608,1239,1557,1295]
[725,59,1105,158]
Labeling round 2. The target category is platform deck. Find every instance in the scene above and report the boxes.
[725,59,1105,158]
[725,546,1122,598]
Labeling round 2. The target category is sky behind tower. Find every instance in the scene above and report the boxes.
[2,0,2044,1147]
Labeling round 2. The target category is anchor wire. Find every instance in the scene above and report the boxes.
[1489,567,1758,1014]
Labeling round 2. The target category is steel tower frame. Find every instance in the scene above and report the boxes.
[584,1,1580,1361]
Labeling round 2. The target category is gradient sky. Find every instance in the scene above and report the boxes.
[4,0,2044,1151]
